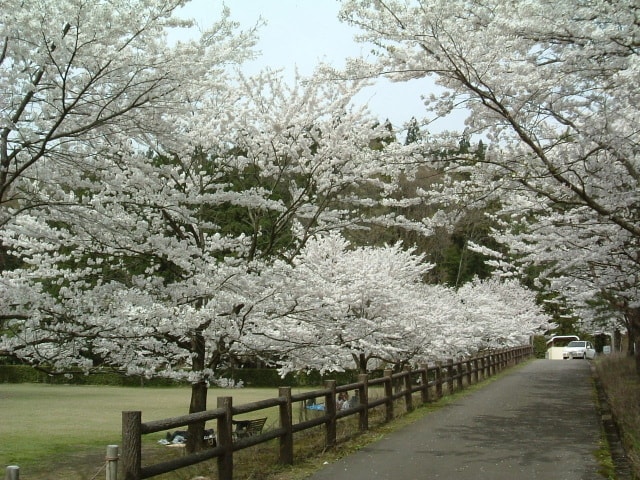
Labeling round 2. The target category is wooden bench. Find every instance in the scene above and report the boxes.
[232,417,267,439]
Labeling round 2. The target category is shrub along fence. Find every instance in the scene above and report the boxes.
[117,346,532,480]
[0,364,370,387]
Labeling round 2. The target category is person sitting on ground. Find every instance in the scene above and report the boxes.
[165,429,215,445]
[166,430,189,443]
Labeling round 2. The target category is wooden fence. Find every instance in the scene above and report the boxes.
[118,346,532,480]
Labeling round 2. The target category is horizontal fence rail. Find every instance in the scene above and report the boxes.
[121,346,533,480]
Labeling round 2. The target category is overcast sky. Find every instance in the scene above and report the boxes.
[176,0,464,132]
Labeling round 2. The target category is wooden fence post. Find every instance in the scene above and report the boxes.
[278,387,294,465]
[324,380,337,448]
[121,411,141,480]
[403,366,413,412]
[490,352,496,376]
[446,359,454,394]
[456,360,464,391]
[473,358,479,384]
[106,445,118,480]
[217,396,233,480]
[5,466,19,480]
[465,360,472,386]
[419,364,429,404]
[383,369,394,422]
[357,374,369,432]
[435,362,443,400]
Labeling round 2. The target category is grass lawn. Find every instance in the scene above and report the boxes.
[0,383,298,479]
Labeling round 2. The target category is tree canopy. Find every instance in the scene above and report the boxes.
[340,0,639,356]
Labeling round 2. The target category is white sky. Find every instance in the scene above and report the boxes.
[177,0,465,132]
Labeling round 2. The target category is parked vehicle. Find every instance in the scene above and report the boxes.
[562,341,596,360]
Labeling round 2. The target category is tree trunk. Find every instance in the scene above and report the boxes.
[627,308,640,376]
[625,313,635,356]
[352,352,368,374]
[186,380,208,452]
[186,331,207,453]
[613,329,622,352]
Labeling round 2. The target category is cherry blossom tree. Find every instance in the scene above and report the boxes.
[261,232,435,374]
[481,210,637,354]
[339,0,640,366]
[261,232,549,374]
[0,56,407,448]
[0,0,258,274]
[453,277,553,353]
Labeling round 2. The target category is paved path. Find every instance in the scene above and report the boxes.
[307,359,603,480]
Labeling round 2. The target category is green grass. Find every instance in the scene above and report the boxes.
[595,354,640,478]
[0,383,296,478]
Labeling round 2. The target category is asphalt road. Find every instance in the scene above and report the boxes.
[307,359,603,480]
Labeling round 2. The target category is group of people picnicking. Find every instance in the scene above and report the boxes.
[162,392,361,446]
[159,428,216,445]
[336,392,351,410]
[305,391,359,412]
